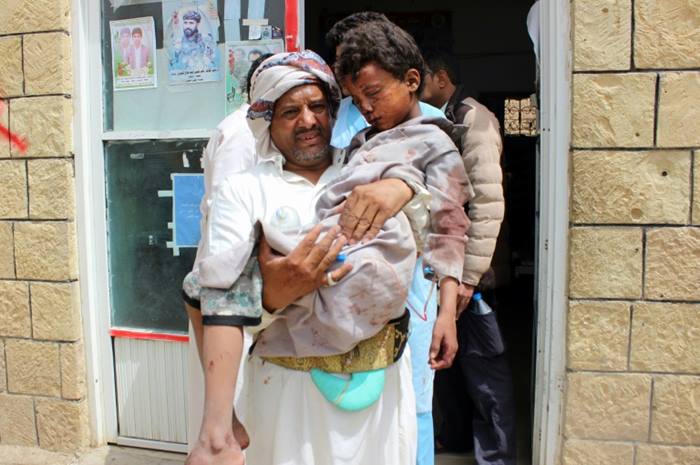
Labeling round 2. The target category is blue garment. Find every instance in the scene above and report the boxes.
[416,412,436,465]
[407,258,438,413]
[331,97,445,149]
[408,258,438,465]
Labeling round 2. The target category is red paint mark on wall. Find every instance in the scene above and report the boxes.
[0,100,28,154]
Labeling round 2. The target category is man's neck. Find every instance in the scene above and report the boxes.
[284,159,332,185]
[438,82,458,109]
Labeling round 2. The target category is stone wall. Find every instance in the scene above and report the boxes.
[0,0,89,453]
[564,1,699,464]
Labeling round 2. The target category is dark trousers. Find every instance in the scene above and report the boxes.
[436,308,517,465]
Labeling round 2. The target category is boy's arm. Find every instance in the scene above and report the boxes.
[422,145,472,283]
[423,144,471,371]
[186,326,244,465]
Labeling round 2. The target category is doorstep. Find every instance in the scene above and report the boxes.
[0,445,185,465]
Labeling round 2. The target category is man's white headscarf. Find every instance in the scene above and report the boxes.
[246,50,341,160]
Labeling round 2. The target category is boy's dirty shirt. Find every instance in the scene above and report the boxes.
[199,115,472,359]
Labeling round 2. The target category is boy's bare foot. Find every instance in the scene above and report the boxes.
[232,412,250,450]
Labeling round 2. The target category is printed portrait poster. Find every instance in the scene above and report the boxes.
[110,17,157,90]
[163,0,222,84]
[225,39,284,115]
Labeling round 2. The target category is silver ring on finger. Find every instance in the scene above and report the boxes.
[326,271,338,287]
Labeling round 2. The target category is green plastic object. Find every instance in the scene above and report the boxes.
[310,368,386,412]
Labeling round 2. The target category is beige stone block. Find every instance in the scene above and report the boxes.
[571,151,690,224]
[35,398,89,452]
[637,444,700,465]
[635,0,700,69]
[564,373,651,440]
[568,301,630,371]
[31,282,81,342]
[695,152,700,225]
[631,303,700,373]
[23,33,72,95]
[572,73,656,148]
[0,37,23,97]
[0,394,37,446]
[0,340,5,392]
[0,0,70,34]
[0,222,14,279]
[0,281,30,338]
[28,159,75,220]
[651,376,700,444]
[60,342,86,400]
[573,0,631,71]
[569,227,643,298]
[562,439,634,465]
[645,228,700,301]
[0,160,27,219]
[657,72,700,148]
[14,221,77,281]
[5,339,60,397]
[10,96,72,158]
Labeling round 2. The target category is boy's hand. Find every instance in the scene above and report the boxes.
[429,312,458,370]
[430,277,459,370]
[338,178,412,244]
[258,225,353,311]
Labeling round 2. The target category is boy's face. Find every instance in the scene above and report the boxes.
[132,32,142,47]
[341,62,420,131]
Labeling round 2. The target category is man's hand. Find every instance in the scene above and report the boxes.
[338,178,413,244]
[258,225,353,311]
[456,282,476,318]
[186,430,244,465]
[429,313,458,370]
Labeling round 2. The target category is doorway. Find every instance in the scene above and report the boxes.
[304,2,539,463]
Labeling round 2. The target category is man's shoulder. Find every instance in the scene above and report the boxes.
[458,97,499,127]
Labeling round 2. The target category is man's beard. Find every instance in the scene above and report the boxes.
[289,144,330,164]
[183,27,198,39]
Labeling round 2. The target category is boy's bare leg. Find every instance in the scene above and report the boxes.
[186,303,250,450]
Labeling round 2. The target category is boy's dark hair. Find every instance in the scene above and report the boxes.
[246,52,273,100]
[325,11,390,51]
[422,48,460,84]
[131,27,143,37]
[335,20,426,95]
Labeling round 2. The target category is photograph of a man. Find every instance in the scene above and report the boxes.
[165,1,221,84]
[126,27,150,74]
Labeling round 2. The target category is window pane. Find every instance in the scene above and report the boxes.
[105,140,207,333]
[101,0,288,132]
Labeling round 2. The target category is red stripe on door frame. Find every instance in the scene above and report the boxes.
[110,328,189,343]
[285,0,299,52]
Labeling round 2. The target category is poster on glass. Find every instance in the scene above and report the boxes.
[163,0,221,84]
[225,39,284,114]
[110,17,157,90]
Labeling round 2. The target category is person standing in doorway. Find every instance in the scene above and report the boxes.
[421,49,516,465]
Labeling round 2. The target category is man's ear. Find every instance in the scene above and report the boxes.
[436,69,451,89]
[404,68,421,93]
